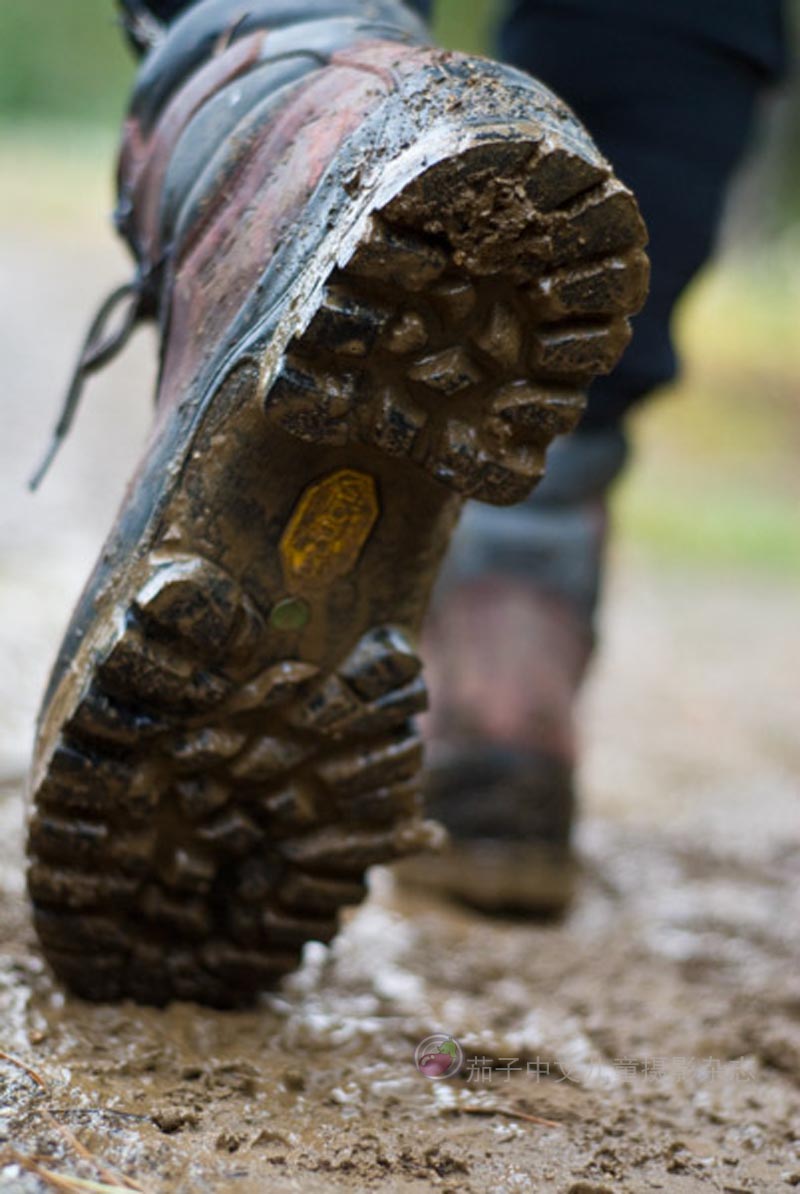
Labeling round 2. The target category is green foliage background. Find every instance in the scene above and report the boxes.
[0,0,496,126]
[0,1,131,126]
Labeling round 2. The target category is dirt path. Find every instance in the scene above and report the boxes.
[2,686,800,1194]
[2,226,799,1194]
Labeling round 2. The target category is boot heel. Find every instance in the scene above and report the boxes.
[263,135,647,506]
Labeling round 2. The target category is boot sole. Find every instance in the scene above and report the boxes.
[27,117,647,1006]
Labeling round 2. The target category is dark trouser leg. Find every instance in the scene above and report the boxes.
[120,0,197,22]
[450,4,780,622]
[501,5,779,429]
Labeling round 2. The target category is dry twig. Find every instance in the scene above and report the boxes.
[0,1051,147,1192]
[0,1049,48,1090]
[456,1104,561,1129]
[48,1110,151,1125]
[40,1111,145,1193]
[1,1149,137,1194]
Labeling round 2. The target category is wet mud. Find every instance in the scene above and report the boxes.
[2,728,799,1194]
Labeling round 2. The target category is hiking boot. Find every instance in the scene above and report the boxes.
[26,0,648,1006]
[397,428,627,915]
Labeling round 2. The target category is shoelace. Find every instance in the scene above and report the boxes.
[29,278,146,491]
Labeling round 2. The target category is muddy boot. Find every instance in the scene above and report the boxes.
[397,428,627,916]
[26,0,647,1006]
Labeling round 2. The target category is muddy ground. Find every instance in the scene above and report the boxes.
[1,192,800,1194]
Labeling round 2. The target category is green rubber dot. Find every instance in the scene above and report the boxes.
[270,597,310,632]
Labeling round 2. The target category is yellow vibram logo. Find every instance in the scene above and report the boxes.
[280,469,379,589]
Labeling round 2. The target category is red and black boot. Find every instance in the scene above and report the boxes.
[26,0,647,1005]
[398,427,627,915]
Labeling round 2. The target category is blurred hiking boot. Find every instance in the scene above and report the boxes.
[26,0,647,1006]
[397,429,627,915]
